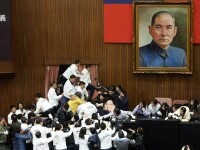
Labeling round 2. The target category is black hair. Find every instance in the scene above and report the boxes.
[74,60,81,64]
[114,108,121,116]
[21,117,27,123]
[172,104,180,110]
[63,103,69,110]
[120,90,127,97]
[79,81,85,86]
[95,122,100,130]
[100,122,106,130]
[151,11,176,26]
[109,85,116,92]
[28,112,36,119]
[35,93,42,98]
[27,104,35,111]
[10,105,16,110]
[85,64,91,68]
[180,107,187,116]
[35,117,42,124]
[55,123,62,131]
[152,99,158,105]
[89,127,97,134]
[70,75,76,79]
[35,131,41,138]
[79,127,86,139]
[118,131,124,138]
[91,113,98,120]
[62,121,70,129]
[85,118,93,125]
[75,92,82,99]
[162,103,169,109]
[43,118,52,127]
[140,101,146,107]
[17,114,23,120]
[11,114,18,122]
[17,102,24,108]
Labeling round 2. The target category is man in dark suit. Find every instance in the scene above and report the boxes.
[139,11,186,67]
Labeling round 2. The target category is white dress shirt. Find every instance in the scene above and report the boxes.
[71,125,93,145]
[98,127,114,150]
[33,135,54,150]
[7,112,14,124]
[116,110,135,120]
[101,110,135,120]
[47,87,62,107]
[62,64,81,79]
[63,80,77,99]
[75,86,88,100]
[35,98,52,114]
[148,103,161,115]
[30,124,52,142]
[80,68,91,87]
[71,127,81,144]
[77,135,90,150]
[77,102,97,119]
[52,130,72,150]
[16,109,27,116]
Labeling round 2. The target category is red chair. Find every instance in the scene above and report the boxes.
[172,100,190,106]
[155,97,172,107]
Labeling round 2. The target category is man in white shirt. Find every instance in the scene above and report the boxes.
[30,118,52,142]
[7,105,16,125]
[52,123,73,150]
[75,81,88,100]
[101,108,135,121]
[148,99,161,117]
[34,93,55,117]
[98,122,115,150]
[47,81,63,109]
[16,102,27,117]
[61,75,77,106]
[80,65,95,99]
[62,60,82,80]
[32,130,54,150]
[76,99,97,119]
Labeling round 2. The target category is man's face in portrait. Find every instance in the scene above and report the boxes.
[149,13,177,50]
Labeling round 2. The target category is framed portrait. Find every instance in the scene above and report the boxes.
[133,2,192,74]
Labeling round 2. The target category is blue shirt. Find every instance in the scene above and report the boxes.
[139,41,186,67]
[13,132,32,150]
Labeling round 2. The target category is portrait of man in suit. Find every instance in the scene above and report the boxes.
[139,11,186,67]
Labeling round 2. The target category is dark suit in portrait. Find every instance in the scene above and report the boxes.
[139,41,186,67]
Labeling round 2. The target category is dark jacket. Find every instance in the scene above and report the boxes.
[13,132,31,150]
[56,107,73,124]
[88,133,100,150]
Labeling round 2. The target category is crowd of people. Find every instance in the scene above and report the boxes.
[133,98,200,123]
[0,60,197,150]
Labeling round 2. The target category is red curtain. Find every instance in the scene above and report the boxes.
[90,65,98,86]
[44,66,59,97]
[79,65,98,86]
